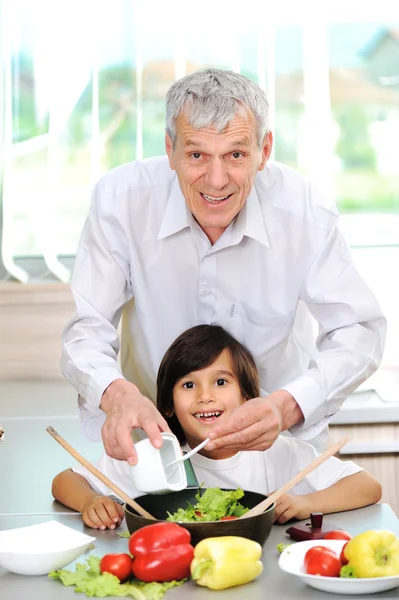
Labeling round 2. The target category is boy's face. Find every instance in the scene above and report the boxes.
[172,349,246,459]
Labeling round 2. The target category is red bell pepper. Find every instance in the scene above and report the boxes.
[129,522,194,583]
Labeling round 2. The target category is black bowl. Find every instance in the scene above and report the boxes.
[124,488,275,546]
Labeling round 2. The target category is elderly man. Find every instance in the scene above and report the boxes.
[62,69,386,464]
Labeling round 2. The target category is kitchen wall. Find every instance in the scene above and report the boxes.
[0,283,74,379]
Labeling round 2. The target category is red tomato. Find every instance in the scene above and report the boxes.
[305,546,337,560]
[340,541,349,565]
[100,553,133,582]
[220,516,238,521]
[324,530,352,541]
[304,546,341,577]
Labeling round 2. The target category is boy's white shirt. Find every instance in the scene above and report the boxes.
[72,435,362,501]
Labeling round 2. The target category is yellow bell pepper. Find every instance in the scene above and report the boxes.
[190,536,263,590]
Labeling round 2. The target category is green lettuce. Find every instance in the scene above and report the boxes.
[166,487,249,522]
[49,556,185,599]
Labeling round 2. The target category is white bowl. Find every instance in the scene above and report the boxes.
[0,520,96,576]
[131,432,187,493]
[279,539,399,595]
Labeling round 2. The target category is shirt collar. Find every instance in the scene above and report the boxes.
[158,175,270,248]
[157,175,190,240]
[240,184,270,248]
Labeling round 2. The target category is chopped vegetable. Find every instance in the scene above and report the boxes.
[191,536,263,590]
[166,487,249,522]
[277,543,292,554]
[340,564,359,578]
[49,555,185,598]
[129,522,194,583]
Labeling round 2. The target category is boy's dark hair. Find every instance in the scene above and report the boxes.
[156,324,260,444]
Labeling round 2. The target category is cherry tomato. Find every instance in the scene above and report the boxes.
[220,516,238,521]
[340,541,349,565]
[100,553,133,582]
[304,546,341,577]
[324,530,352,541]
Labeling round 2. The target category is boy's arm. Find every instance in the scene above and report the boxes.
[274,471,382,524]
[52,469,124,529]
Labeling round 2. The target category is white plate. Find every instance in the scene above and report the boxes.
[279,539,399,595]
[0,520,96,576]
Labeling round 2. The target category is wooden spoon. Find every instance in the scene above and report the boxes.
[46,426,156,520]
[240,437,349,519]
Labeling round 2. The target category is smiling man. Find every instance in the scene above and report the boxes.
[61,69,386,463]
[166,110,272,245]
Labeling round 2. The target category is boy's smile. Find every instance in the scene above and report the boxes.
[172,349,246,459]
[193,410,223,422]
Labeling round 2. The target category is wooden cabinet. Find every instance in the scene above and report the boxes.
[329,424,399,517]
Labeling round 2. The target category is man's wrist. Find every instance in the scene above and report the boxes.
[267,390,304,431]
[100,378,135,413]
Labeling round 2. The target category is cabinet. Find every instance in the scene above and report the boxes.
[329,424,399,517]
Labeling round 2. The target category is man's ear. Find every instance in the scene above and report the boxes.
[165,133,175,170]
[258,130,273,171]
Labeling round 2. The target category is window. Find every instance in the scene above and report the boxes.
[1,1,398,365]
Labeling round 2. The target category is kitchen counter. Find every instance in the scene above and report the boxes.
[1,504,399,599]
[331,369,399,425]
[331,390,399,425]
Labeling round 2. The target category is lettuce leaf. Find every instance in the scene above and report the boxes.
[166,487,249,522]
[49,556,185,599]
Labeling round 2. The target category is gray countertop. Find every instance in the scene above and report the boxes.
[2,417,102,516]
[2,505,399,599]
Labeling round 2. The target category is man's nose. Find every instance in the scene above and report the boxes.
[204,158,229,190]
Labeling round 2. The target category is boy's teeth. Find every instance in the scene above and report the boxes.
[195,411,222,418]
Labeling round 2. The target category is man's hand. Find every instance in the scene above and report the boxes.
[273,493,312,524]
[100,379,171,465]
[206,390,303,452]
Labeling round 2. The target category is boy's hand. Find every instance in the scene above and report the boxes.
[81,495,125,530]
[273,493,312,524]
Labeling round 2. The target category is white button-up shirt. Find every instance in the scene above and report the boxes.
[61,156,386,445]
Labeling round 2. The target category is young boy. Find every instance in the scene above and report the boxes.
[52,325,382,530]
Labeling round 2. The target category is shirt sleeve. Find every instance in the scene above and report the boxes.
[72,453,142,501]
[283,437,363,495]
[61,180,133,439]
[282,218,386,440]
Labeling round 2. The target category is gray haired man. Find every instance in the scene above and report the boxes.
[62,69,386,463]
